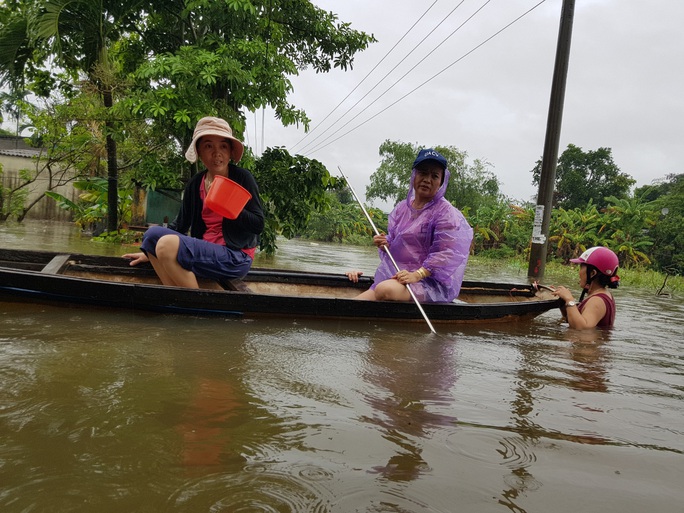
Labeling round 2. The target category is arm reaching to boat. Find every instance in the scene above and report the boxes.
[346,148,473,302]
[122,251,149,266]
[552,246,620,329]
[345,270,364,283]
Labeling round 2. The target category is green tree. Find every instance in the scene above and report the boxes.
[0,0,150,231]
[2,86,180,226]
[0,95,105,222]
[1,0,374,231]
[45,177,133,232]
[603,195,657,268]
[635,173,684,203]
[304,192,385,244]
[548,203,608,262]
[531,144,635,210]
[365,140,417,205]
[366,140,502,212]
[120,0,376,177]
[0,89,31,138]
[252,148,339,254]
[505,203,535,256]
[469,200,530,257]
[636,173,684,273]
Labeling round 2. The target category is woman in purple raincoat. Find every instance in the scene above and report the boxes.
[347,148,473,302]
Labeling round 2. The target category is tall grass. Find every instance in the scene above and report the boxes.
[617,267,682,294]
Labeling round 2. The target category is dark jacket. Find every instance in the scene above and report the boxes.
[168,164,264,251]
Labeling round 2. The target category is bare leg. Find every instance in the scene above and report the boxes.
[374,279,411,301]
[150,234,200,288]
[354,289,377,300]
[147,254,173,285]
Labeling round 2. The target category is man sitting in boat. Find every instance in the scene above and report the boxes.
[346,148,473,302]
[123,117,264,288]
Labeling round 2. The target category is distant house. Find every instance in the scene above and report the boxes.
[0,135,76,221]
[1,134,182,226]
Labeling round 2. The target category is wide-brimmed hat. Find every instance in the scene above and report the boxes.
[184,116,245,164]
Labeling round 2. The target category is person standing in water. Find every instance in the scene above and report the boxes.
[553,246,620,328]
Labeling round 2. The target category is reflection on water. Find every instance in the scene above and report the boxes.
[564,330,611,393]
[0,220,128,256]
[1,221,684,512]
[496,329,613,511]
[360,332,457,483]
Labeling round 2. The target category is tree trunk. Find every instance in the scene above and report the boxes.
[103,89,118,232]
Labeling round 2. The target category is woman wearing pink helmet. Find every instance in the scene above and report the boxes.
[552,246,620,328]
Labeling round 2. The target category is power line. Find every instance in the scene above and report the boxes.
[305,0,495,155]
[297,0,468,154]
[290,0,442,152]
[305,0,548,156]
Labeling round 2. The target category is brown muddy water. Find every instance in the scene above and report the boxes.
[1,221,682,512]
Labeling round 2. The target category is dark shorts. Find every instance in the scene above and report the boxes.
[140,226,253,281]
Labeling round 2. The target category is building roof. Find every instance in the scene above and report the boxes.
[0,148,41,158]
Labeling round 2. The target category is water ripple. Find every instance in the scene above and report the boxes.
[332,483,451,513]
[168,463,333,512]
[496,435,538,469]
[444,427,502,467]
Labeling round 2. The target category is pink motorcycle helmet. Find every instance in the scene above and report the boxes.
[570,246,619,276]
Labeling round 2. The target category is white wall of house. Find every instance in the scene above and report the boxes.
[0,136,78,221]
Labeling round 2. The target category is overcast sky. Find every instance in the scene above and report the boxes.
[249,0,683,207]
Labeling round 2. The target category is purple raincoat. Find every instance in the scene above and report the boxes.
[370,167,473,302]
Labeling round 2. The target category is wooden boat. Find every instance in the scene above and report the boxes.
[0,248,561,324]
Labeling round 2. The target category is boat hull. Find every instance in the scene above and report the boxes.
[0,249,561,324]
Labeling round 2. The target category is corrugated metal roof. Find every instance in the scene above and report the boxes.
[0,148,41,158]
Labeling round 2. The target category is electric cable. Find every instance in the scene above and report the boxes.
[290,0,443,152]
[305,0,494,154]
[297,0,468,154]
[305,0,547,156]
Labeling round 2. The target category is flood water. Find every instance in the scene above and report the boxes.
[1,221,683,512]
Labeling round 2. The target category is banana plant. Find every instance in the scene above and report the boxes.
[45,177,132,230]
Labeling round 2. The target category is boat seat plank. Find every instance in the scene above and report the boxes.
[218,278,253,293]
[40,254,72,275]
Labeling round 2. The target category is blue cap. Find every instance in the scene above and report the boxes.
[412,148,447,170]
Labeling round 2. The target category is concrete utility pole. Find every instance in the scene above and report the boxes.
[527,0,576,282]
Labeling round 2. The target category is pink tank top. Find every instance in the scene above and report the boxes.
[578,292,616,328]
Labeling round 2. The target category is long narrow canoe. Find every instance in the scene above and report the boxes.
[0,248,561,324]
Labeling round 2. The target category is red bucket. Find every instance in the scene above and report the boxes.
[205,175,252,219]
